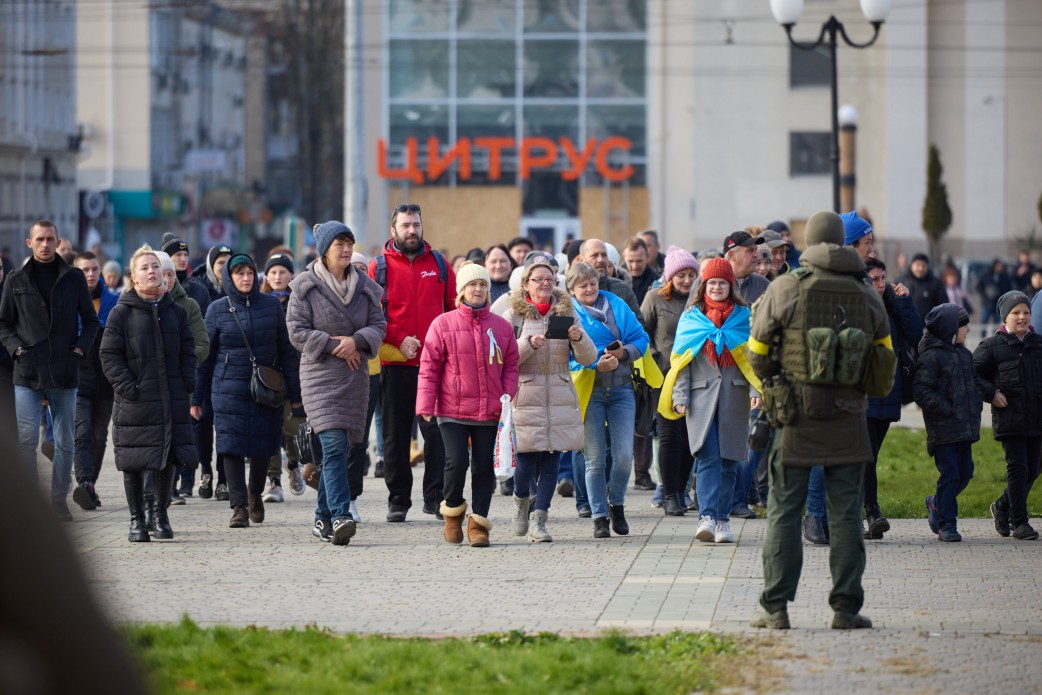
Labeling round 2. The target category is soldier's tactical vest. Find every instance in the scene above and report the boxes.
[780,267,873,387]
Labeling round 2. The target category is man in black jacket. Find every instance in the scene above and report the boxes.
[898,253,948,326]
[0,221,99,520]
[162,233,211,315]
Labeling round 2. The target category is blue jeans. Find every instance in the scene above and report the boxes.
[316,429,351,522]
[933,442,974,529]
[583,386,634,519]
[15,386,77,500]
[514,451,559,512]
[571,451,590,510]
[806,465,826,518]
[694,417,738,521]
[731,408,759,508]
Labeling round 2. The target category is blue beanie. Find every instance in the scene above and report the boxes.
[313,221,355,258]
[841,211,873,246]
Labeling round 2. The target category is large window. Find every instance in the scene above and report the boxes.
[385,0,647,186]
[790,131,831,176]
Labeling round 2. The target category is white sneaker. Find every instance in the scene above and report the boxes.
[262,480,284,503]
[349,500,361,523]
[695,515,716,542]
[715,519,734,543]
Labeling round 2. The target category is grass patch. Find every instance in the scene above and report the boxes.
[877,427,1041,518]
[124,617,744,694]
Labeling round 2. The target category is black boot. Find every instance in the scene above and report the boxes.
[153,466,175,539]
[803,515,828,545]
[865,504,890,539]
[123,473,150,543]
[663,493,686,517]
[609,504,629,535]
[144,495,156,535]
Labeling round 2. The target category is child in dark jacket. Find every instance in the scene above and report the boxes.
[913,304,983,542]
[973,290,1042,541]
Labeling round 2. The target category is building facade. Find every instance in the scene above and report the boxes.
[0,0,78,261]
[352,0,1042,264]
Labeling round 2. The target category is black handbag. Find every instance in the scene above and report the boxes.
[632,371,657,437]
[294,421,323,490]
[227,298,285,408]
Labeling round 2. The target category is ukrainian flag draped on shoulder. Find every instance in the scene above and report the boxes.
[657,305,761,420]
[568,291,663,421]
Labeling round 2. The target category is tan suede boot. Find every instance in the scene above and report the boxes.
[466,514,492,547]
[440,501,467,544]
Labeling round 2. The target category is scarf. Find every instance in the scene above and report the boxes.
[699,297,737,368]
[135,285,163,302]
[526,296,551,317]
[314,259,358,306]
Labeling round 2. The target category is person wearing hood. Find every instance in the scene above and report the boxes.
[748,210,889,631]
[288,223,386,544]
[161,233,211,316]
[973,290,1042,541]
[897,253,948,326]
[192,253,302,529]
[155,250,209,507]
[99,245,196,541]
[913,304,983,542]
[190,243,233,304]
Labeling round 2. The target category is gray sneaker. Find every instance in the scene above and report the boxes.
[262,479,284,503]
[331,517,357,545]
[287,465,306,496]
[349,500,362,523]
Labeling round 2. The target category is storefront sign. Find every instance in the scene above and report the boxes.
[377,136,634,184]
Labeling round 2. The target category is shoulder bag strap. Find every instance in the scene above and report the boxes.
[226,297,257,365]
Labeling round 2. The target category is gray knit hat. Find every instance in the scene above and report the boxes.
[313,221,354,258]
[997,291,1030,322]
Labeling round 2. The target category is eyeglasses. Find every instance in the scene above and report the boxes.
[869,275,887,285]
[528,276,555,285]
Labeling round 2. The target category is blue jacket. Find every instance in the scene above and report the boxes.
[195,264,301,459]
[867,288,922,421]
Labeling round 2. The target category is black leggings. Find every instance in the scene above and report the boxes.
[657,413,694,496]
[440,422,497,518]
[224,454,267,509]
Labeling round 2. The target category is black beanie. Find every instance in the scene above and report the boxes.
[565,238,585,266]
[207,244,233,270]
[161,232,188,257]
[264,253,294,275]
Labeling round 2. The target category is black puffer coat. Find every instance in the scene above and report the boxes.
[99,290,197,472]
[913,305,983,455]
[195,263,301,459]
[973,327,1042,440]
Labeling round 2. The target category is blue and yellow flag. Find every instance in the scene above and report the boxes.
[657,305,762,420]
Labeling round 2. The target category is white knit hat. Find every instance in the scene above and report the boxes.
[455,261,490,294]
[153,250,175,273]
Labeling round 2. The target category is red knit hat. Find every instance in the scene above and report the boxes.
[701,257,735,285]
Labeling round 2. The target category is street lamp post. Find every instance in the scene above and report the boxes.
[771,0,891,212]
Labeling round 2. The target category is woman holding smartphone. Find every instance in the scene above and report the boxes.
[495,257,596,543]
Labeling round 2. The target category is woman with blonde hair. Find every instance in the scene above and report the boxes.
[100,245,196,541]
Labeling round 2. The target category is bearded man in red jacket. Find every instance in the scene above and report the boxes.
[369,204,456,522]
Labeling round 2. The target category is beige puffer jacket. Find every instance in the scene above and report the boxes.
[496,288,597,453]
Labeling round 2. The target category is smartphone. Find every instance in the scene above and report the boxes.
[544,315,573,340]
[605,340,621,351]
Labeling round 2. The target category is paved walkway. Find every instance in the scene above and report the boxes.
[65,455,1042,693]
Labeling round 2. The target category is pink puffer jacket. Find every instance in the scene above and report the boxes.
[417,302,520,421]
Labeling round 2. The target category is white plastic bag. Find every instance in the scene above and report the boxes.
[493,394,517,480]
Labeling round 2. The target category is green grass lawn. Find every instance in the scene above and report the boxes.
[877,427,1041,518]
[124,618,748,694]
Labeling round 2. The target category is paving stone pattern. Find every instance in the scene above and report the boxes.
[64,456,1042,693]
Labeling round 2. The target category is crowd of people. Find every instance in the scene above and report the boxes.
[1,209,1041,629]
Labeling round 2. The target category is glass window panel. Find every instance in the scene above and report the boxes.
[388,0,451,33]
[523,41,579,97]
[389,40,449,98]
[586,40,645,97]
[458,105,516,185]
[586,105,646,156]
[456,0,515,33]
[790,45,830,88]
[523,0,580,32]
[586,0,646,32]
[523,105,578,149]
[457,40,516,98]
[389,104,449,145]
[790,131,831,176]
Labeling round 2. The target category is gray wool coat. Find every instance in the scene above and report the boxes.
[286,263,386,442]
[672,351,753,462]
